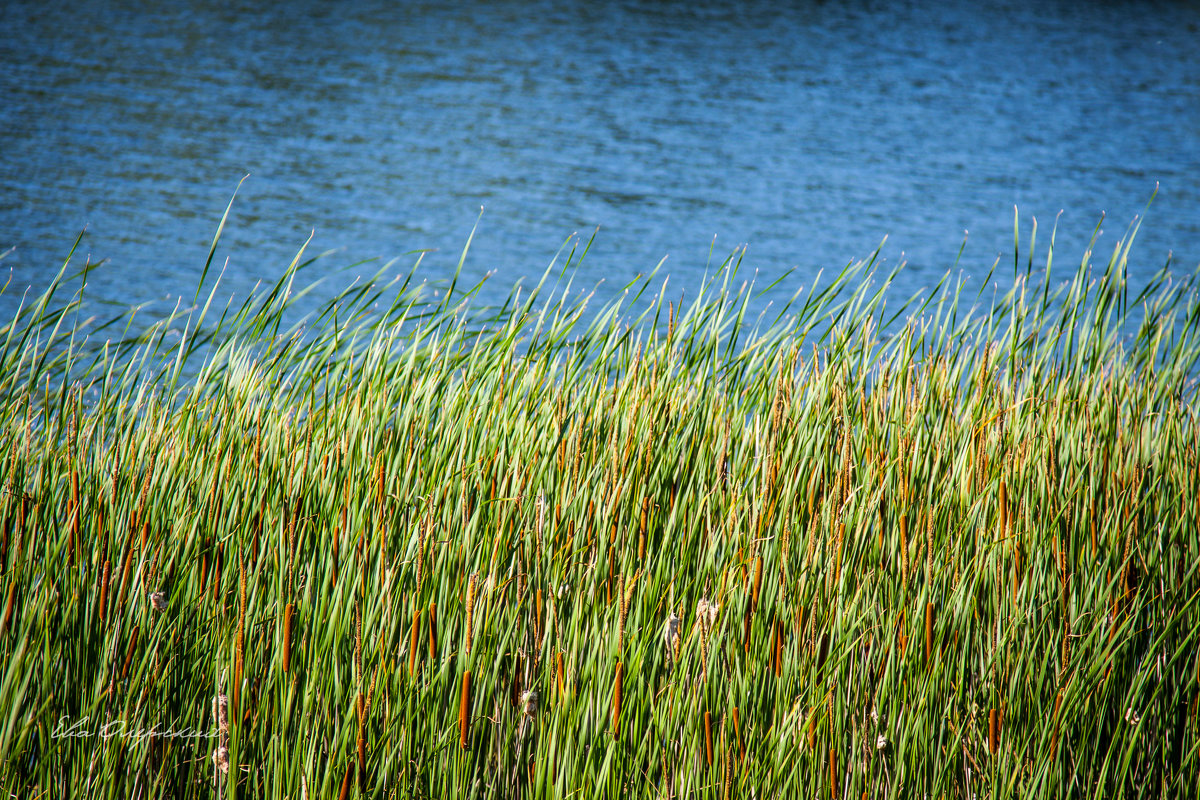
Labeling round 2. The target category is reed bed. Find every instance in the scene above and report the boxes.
[0,215,1198,798]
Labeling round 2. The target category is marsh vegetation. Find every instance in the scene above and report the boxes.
[1,217,1198,798]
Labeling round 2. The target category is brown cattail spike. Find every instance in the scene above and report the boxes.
[925,602,934,663]
[409,607,422,673]
[998,481,1008,537]
[98,559,111,624]
[612,662,624,739]
[988,707,1000,754]
[2,581,16,636]
[459,671,472,750]
[282,603,295,673]
[703,711,713,768]
[731,706,744,764]
[357,731,367,789]
[121,625,140,681]
[428,602,439,663]
[830,746,839,799]
[1050,690,1063,758]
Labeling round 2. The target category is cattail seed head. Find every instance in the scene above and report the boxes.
[212,745,229,775]
[521,688,539,718]
[663,612,681,654]
[696,598,719,631]
[212,694,229,734]
[518,688,539,741]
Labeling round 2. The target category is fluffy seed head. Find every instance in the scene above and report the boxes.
[663,612,681,649]
[212,745,229,774]
[212,694,229,734]
[696,598,719,630]
[520,689,539,718]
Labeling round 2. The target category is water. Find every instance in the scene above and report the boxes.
[2,0,1199,326]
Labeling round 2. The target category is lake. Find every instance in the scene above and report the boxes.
[2,0,1198,324]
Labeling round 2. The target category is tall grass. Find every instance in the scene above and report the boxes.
[0,212,1198,798]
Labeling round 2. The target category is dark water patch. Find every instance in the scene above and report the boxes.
[2,0,1198,326]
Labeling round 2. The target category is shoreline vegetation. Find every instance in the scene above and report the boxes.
[1,214,1198,798]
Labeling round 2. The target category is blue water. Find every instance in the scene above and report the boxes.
[2,0,1199,324]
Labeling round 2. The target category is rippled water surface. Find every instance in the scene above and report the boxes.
[2,0,1198,320]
